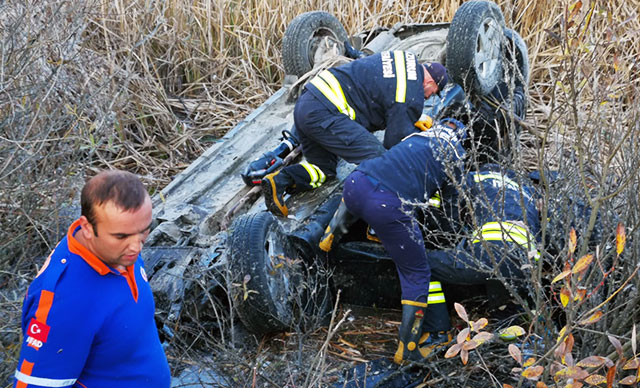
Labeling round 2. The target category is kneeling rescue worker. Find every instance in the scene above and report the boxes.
[338,118,467,364]
[260,50,448,217]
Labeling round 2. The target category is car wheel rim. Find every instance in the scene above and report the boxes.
[264,227,292,302]
[307,27,342,68]
[474,17,502,81]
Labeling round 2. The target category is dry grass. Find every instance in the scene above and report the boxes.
[1,0,639,385]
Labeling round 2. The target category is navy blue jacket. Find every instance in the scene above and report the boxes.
[464,164,540,238]
[357,124,466,202]
[305,50,425,148]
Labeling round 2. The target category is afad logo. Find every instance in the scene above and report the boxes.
[26,318,50,350]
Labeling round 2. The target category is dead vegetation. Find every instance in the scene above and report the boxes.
[1,0,639,386]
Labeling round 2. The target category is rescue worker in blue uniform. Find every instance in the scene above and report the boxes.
[428,164,540,290]
[261,50,448,217]
[13,170,170,388]
[340,118,467,364]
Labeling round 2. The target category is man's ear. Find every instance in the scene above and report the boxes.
[78,216,95,240]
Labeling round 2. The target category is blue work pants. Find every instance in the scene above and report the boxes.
[343,170,430,302]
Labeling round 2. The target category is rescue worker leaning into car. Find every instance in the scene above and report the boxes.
[332,118,467,364]
[260,50,448,217]
[427,163,540,297]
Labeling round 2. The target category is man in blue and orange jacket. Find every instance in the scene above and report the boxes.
[261,50,448,217]
[13,170,171,388]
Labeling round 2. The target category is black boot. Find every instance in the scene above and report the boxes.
[261,170,294,217]
[418,281,453,356]
[394,301,428,364]
[417,330,453,357]
[262,162,326,217]
[394,283,453,364]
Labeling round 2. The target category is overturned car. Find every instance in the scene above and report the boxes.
[142,0,532,338]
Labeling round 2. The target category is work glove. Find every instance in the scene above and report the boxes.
[414,115,434,131]
[241,129,300,186]
[241,151,284,186]
[343,40,366,59]
[319,199,355,252]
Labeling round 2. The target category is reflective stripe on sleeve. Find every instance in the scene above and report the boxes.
[428,191,441,208]
[477,231,529,246]
[309,70,356,120]
[473,222,530,245]
[14,370,77,387]
[393,51,407,103]
[472,221,540,261]
[473,172,520,190]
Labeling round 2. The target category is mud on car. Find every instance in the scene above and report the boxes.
[142,0,531,337]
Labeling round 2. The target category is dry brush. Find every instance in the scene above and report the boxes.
[1,0,639,385]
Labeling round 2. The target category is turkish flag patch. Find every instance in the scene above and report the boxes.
[27,318,50,343]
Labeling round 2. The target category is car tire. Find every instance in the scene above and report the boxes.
[282,11,348,77]
[446,0,506,95]
[228,211,301,335]
[503,28,529,86]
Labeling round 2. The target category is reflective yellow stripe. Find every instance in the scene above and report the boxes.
[300,162,326,188]
[483,222,528,237]
[402,299,428,308]
[300,161,319,185]
[477,231,529,245]
[309,75,343,116]
[319,71,353,118]
[429,281,442,292]
[472,221,540,261]
[480,222,528,234]
[428,293,446,304]
[319,166,326,179]
[428,191,441,208]
[309,70,356,120]
[473,222,530,245]
[313,164,326,186]
[393,51,407,103]
[473,172,520,190]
